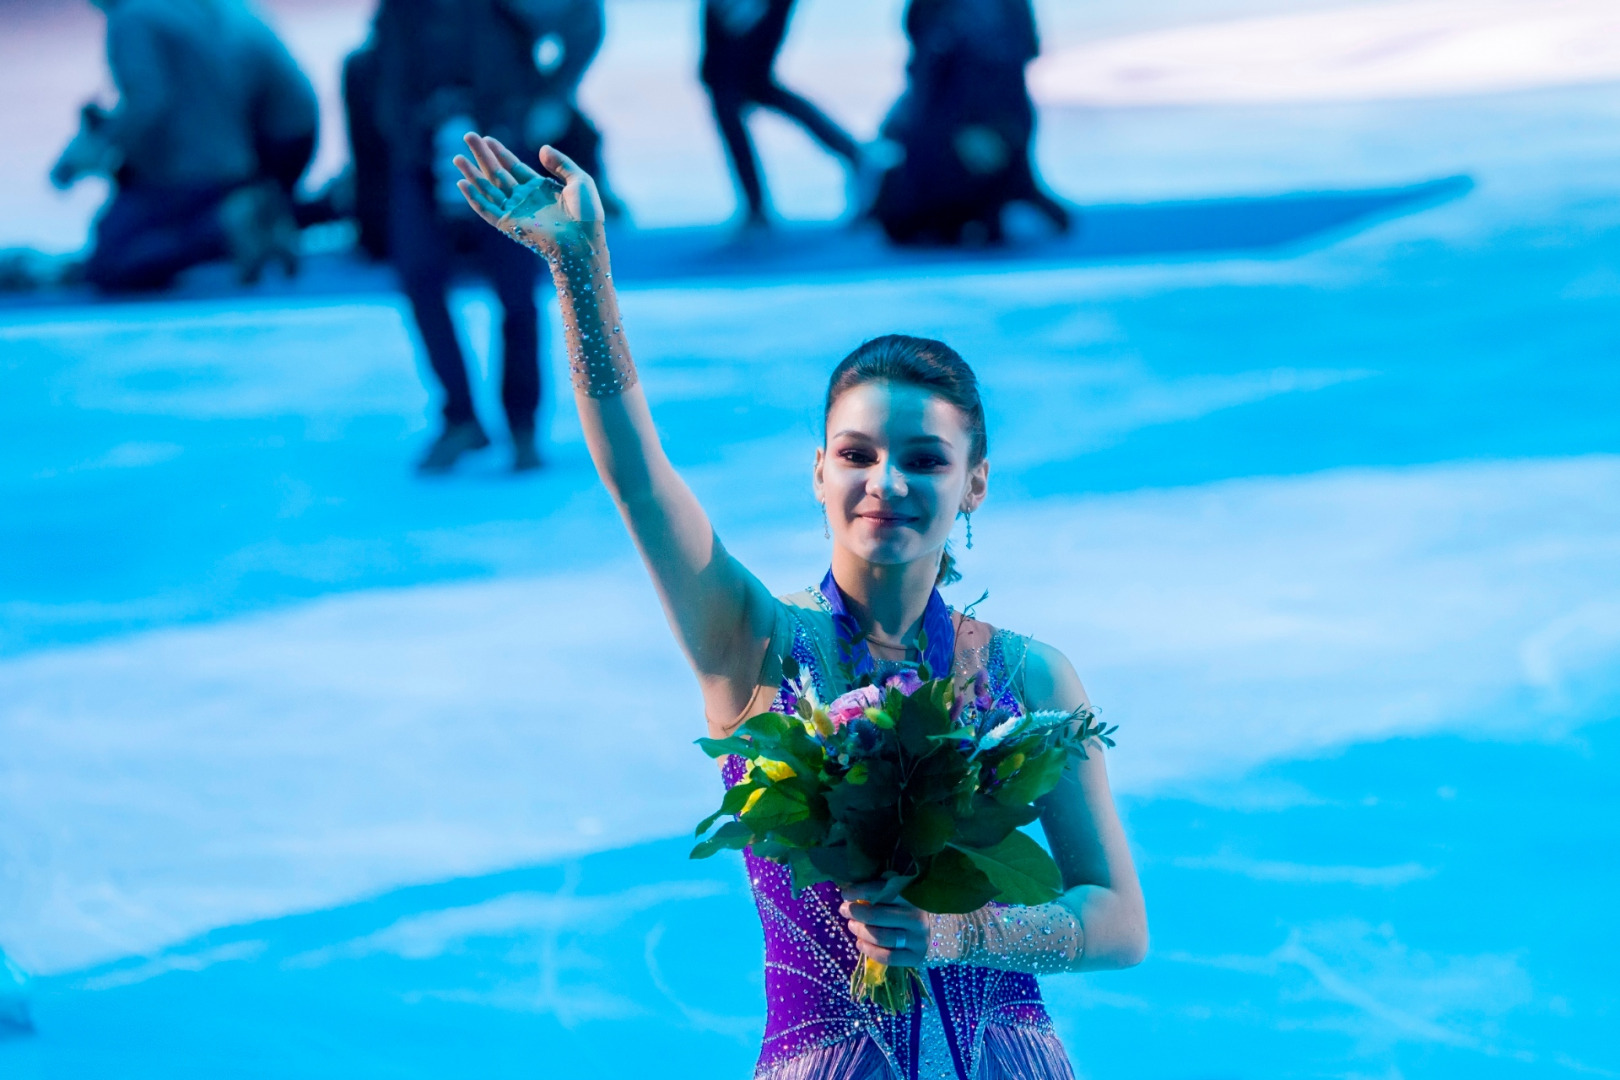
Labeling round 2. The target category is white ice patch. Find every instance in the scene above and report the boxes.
[1172,854,1435,887]
[3,455,1618,975]
[1152,920,1534,1052]
[958,455,1620,791]
[2,301,427,420]
[1032,0,1620,107]
[289,878,727,967]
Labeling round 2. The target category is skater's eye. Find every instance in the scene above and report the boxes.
[839,448,878,466]
[905,453,949,471]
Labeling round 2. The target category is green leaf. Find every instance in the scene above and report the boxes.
[774,814,830,849]
[742,712,793,739]
[782,654,801,683]
[740,786,813,832]
[896,693,940,757]
[696,776,762,836]
[787,848,832,897]
[950,831,1062,905]
[951,797,1040,848]
[927,727,980,743]
[901,847,999,914]
[694,808,725,838]
[694,735,754,759]
[689,819,754,859]
[899,801,955,858]
[807,839,880,882]
[991,747,1069,806]
[749,838,791,862]
[844,761,869,785]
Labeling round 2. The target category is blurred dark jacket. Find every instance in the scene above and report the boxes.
[236,5,318,146]
[875,0,1054,243]
[371,0,603,171]
[100,0,257,187]
[888,0,1038,144]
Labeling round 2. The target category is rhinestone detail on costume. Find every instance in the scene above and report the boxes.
[506,217,637,399]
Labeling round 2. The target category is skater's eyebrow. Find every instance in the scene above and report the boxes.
[829,431,954,447]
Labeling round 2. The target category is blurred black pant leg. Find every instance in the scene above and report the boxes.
[388,169,541,435]
[706,83,766,220]
[83,183,232,292]
[753,82,859,162]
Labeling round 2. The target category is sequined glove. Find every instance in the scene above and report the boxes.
[925,897,1086,975]
[453,134,636,399]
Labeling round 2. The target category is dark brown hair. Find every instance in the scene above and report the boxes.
[824,335,987,585]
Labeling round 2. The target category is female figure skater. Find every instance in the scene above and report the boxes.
[453,135,1146,1079]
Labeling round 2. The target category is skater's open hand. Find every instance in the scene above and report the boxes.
[454,134,603,256]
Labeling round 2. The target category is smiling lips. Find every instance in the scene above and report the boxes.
[858,511,917,528]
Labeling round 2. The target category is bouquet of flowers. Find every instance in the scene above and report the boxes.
[691,637,1116,1012]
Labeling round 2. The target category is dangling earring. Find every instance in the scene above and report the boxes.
[965,510,974,550]
[821,503,831,539]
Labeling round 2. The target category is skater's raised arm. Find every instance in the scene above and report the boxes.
[455,135,775,733]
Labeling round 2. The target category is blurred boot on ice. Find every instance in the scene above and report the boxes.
[700,0,863,228]
[874,0,1071,246]
[0,950,32,1038]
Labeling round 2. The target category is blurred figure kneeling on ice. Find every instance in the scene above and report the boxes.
[874,0,1071,245]
[51,0,318,291]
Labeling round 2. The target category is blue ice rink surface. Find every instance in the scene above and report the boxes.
[2,68,1620,1080]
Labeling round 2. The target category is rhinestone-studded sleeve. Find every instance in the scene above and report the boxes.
[505,217,636,399]
[925,897,1087,975]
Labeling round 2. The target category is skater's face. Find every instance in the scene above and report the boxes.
[816,380,987,570]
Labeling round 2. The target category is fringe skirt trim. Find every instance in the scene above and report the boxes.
[753,1023,1076,1080]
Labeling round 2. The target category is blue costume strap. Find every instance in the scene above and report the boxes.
[817,569,955,679]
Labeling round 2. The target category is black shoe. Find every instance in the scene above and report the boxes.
[511,428,543,473]
[416,421,491,474]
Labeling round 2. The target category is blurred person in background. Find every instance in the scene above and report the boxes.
[0,949,29,1038]
[874,0,1070,246]
[50,0,315,291]
[370,0,613,474]
[700,0,865,230]
[239,2,320,240]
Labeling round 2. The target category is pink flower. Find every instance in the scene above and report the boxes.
[826,684,882,727]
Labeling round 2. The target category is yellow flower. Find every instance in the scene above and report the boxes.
[811,707,835,738]
[746,758,797,782]
[760,758,797,781]
[741,787,766,815]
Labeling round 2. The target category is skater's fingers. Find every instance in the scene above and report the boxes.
[456,179,504,226]
[452,155,505,201]
[465,134,518,192]
[839,901,923,931]
[485,136,540,183]
[538,144,587,182]
[852,938,895,965]
[457,163,511,212]
[849,921,914,952]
